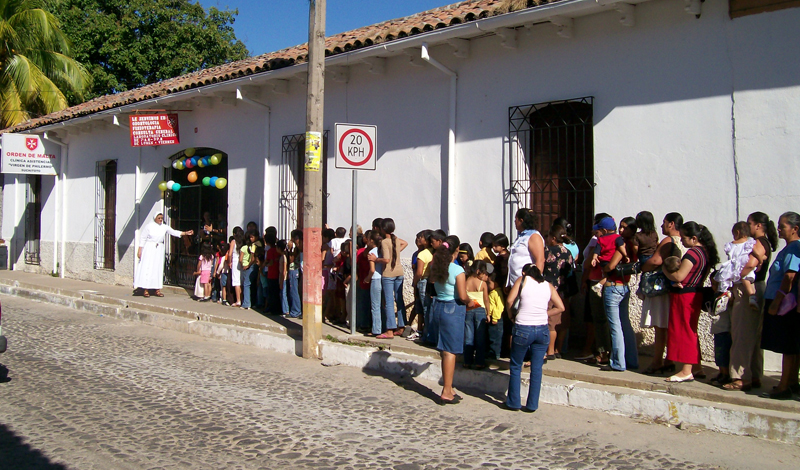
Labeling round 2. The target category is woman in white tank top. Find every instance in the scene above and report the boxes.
[504,263,564,412]
[506,208,546,288]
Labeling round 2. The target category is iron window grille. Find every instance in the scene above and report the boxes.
[94,160,117,270]
[24,175,42,265]
[279,132,329,240]
[508,97,595,250]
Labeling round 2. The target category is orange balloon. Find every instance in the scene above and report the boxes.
[187,171,198,183]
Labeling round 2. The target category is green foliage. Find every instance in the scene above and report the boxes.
[53,0,249,101]
[0,0,91,128]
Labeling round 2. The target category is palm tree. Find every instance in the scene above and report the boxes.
[0,0,90,128]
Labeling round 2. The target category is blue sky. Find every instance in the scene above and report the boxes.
[197,1,450,56]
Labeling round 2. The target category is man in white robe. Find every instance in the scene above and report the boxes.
[134,213,194,297]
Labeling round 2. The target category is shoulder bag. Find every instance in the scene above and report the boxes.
[508,275,527,320]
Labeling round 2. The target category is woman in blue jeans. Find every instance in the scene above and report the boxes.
[285,230,303,318]
[600,222,639,372]
[505,263,564,412]
[371,218,408,338]
[240,230,258,310]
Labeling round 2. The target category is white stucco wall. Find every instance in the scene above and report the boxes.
[3,0,799,284]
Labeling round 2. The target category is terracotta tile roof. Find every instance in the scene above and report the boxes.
[4,0,556,134]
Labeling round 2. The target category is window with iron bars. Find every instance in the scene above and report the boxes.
[24,175,41,265]
[94,160,117,270]
[508,97,595,251]
[278,132,328,240]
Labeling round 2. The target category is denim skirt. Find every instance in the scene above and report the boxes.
[435,299,466,354]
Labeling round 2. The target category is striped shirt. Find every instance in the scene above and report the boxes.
[675,246,709,292]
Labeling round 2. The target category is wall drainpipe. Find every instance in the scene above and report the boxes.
[43,132,68,278]
[421,42,458,234]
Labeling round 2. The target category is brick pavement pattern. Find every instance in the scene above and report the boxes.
[0,295,780,469]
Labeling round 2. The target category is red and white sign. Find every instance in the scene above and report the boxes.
[335,123,377,170]
[1,133,58,175]
[129,114,180,147]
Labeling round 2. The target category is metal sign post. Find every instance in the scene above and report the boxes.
[335,123,377,336]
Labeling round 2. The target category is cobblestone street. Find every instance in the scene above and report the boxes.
[0,295,797,470]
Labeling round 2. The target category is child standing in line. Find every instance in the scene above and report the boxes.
[240,231,258,310]
[492,233,512,358]
[212,241,227,302]
[264,230,280,315]
[457,243,474,268]
[486,271,505,359]
[321,228,337,322]
[409,230,432,339]
[216,241,230,305]
[366,231,384,337]
[275,240,289,317]
[475,232,497,263]
[285,230,303,318]
[463,260,492,369]
[194,242,215,302]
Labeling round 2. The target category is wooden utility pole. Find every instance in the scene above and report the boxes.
[302,0,326,359]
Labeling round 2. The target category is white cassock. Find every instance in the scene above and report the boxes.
[134,222,183,289]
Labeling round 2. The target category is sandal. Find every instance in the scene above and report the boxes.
[154,290,165,297]
[143,290,150,298]
[723,380,751,391]
[376,332,394,339]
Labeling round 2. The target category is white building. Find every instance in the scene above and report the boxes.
[2,0,798,292]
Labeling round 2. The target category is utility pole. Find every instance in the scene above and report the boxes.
[302,0,326,359]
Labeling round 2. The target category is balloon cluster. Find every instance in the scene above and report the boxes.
[168,152,222,171]
[159,149,226,193]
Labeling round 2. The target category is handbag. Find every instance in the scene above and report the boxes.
[640,271,669,297]
[508,275,528,320]
[614,261,640,277]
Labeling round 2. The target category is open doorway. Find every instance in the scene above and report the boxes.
[163,148,228,287]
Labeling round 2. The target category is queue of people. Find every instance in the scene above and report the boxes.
[135,207,800,405]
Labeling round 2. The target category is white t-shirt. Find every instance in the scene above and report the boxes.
[330,237,346,258]
[370,247,383,280]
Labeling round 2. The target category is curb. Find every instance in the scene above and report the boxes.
[319,340,800,445]
[3,281,799,445]
[0,284,298,356]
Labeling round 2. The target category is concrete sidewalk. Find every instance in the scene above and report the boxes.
[1,271,799,444]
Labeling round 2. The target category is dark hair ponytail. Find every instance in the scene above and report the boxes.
[682,221,719,266]
[380,218,398,269]
[664,212,684,231]
[429,240,458,284]
[522,263,545,283]
[749,211,778,250]
[635,211,657,235]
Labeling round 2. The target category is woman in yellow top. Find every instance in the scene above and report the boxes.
[464,260,493,369]
[240,230,258,310]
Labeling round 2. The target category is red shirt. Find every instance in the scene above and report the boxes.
[356,248,370,290]
[266,247,280,279]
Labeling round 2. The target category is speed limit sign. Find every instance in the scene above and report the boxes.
[335,123,377,170]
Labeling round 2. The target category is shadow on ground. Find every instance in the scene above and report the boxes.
[0,423,67,469]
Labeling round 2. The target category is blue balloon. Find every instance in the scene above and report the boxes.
[172,182,181,192]
[190,157,198,166]
[209,176,218,187]
[202,157,210,166]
